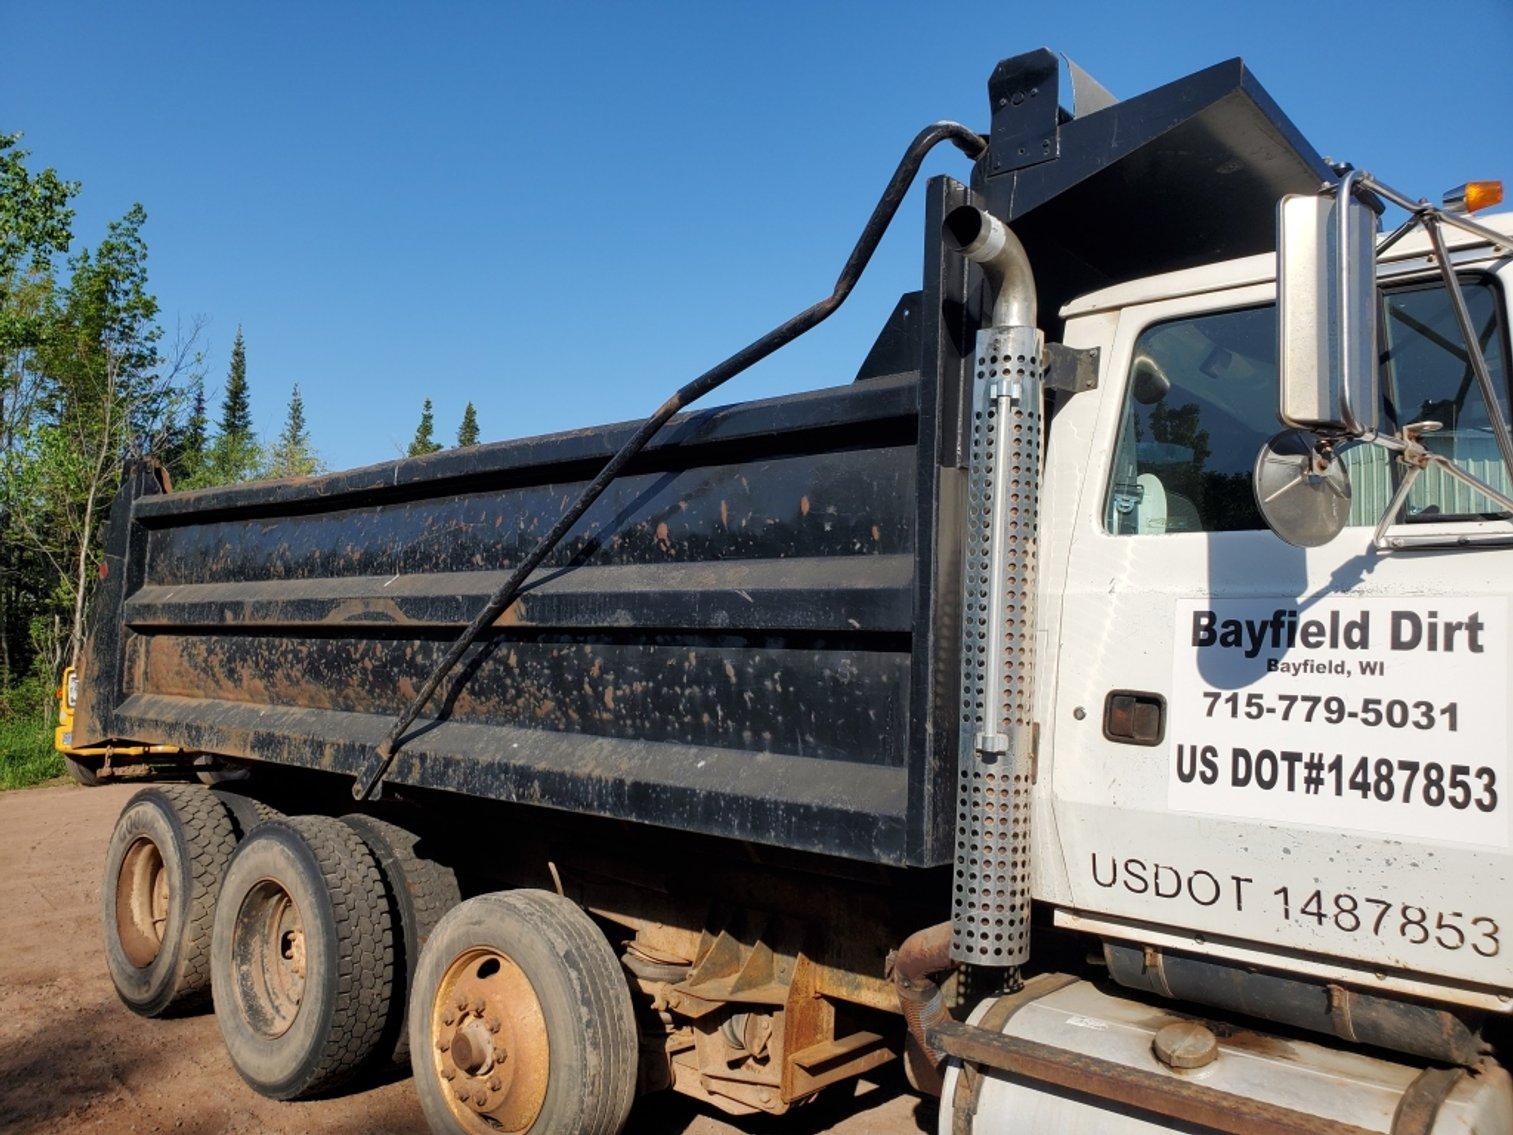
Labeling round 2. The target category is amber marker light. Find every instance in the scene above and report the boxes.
[1443,181,1504,214]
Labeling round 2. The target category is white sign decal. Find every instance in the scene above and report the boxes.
[1168,597,1508,847]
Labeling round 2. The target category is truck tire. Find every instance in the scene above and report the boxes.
[409,890,637,1135]
[210,788,283,842]
[343,813,461,1065]
[211,815,395,1099]
[195,755,252,785]
[102,783,238,1016]
[65,753,103,786]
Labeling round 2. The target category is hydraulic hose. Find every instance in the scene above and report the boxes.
[354,120,988,800]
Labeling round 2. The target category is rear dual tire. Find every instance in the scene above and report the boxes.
[102,784,238,1016]
[343,813,461,1065]
[211,816,395,1099]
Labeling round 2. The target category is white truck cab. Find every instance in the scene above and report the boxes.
[930,211,1513,1135]
[1040,212,1513,1009]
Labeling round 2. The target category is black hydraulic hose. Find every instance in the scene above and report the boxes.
[354,120,987,800]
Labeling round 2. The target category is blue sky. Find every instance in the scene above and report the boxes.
[4,1,1511,472]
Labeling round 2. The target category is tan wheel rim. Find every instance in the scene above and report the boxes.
[230,879,307,1038]
[115,837,170,967]
[430,948,550,1133]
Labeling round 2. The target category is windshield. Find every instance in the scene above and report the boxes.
[1361,278,1512,522]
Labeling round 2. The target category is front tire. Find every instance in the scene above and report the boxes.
[102,784,238,1016]
[409,890,637,1135]
[211,816,395,1099]
[65,753,103,786]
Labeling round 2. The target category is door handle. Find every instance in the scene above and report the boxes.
[1103,690,1165,746]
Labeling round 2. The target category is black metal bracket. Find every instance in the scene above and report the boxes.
[1044,343,1099,394]
[985,48,1061,178]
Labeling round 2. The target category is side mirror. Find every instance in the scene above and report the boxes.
[1277,177,1380,436]
[1253,429,1352,548]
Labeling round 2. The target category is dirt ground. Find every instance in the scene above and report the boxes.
[0,782,932,1135]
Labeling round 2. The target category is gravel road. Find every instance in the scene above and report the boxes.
[0,781,932,1134]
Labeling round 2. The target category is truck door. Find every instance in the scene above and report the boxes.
[1048,261,1513,1000]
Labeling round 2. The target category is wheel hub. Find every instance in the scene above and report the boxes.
[230,879,307,1038]
[115,836,170,968]
[432,948,549,1133]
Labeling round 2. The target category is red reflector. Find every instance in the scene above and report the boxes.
[97,562,108,579]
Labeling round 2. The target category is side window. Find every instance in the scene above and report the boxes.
[1105,278,1512,535]
[1105,306,1277,534]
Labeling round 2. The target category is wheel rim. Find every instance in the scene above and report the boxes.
[430,947,550,1133]
[231,878,307,1038]
[115,837,171,967]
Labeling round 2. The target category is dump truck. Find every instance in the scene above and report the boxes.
[65,47,1513,1134]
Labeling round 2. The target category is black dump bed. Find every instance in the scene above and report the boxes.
[74,52,1329,868]
[77,173,975,868]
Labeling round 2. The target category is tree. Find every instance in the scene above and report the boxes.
[202,326,260,484]
[23,204,178,669]
[456,401,479,447]
[0,133,78,683]
[178,379,208,480]
[408,398,441,456]
[0,141,204,720]
[265,383,320,478]
[219,326,249,436]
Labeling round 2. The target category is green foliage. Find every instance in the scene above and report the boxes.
[1,133,214,743]
[0,137,342,759]
[219,326,250,436]
[198,429,262,486]
[265,383,321,478]
[0,674,61,790]
[0,132,77,361]
[0,134,76,270]
[196,326,261,485]
[456,401,479,447]
[2,134,80,686]
[161,379,209,486]
[408,397,441,456]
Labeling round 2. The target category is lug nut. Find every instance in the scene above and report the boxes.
[441,1068,455,1081]
[472,998,486,1014]
[456,994,469,1011]
[487,1016,500,1033]
[437,1039,450,1053]
[441,1011,455,1026]
[454,1086,468,1102]
[488,1076,502,1092]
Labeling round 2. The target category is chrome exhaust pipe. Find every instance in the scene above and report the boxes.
[942,205,1037,328]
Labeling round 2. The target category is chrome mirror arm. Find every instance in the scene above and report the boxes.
[1366,429,1513,550]
[1327,168,1513,548]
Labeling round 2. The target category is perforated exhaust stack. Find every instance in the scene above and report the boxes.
[947,206,1042,969]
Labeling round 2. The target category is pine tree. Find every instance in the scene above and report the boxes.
[266,383,320,478]
[408,398,442,456]
[166,379,209,485]
[184,381,208,457]
[456,401,479,447]
[219,327,250,437]
[203,326,260,484]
